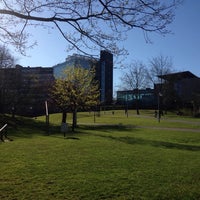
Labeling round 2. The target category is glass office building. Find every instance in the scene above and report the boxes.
[53,51,113,105]
[117,88,156,109]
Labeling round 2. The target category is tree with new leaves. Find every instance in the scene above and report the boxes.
[0,0,181,55]
[121,61,148,115]
[51,67,99,132]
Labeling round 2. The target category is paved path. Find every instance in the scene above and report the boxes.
[80,114,200,132]
[136,126,200,133]
[132,114,200,125]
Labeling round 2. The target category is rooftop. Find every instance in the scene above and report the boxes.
[158,71,198,80]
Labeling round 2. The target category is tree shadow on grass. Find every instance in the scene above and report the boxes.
[1,115,51,139]
[47,124,136,140]
[77,123,136,132]
[96,135,200,152]
[5,115,199,153]
[3,116,200,152]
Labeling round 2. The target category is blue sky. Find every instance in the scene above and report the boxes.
[14,0,200,92]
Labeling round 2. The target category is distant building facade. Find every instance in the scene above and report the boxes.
[117,88,156,109]
[0,51,113,116]
[0,65,54,116]
[53,54,98,78]
[53,50,113,105]
[158,71,200,109]
[116,71,200,111]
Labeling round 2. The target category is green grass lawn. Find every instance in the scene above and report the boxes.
[0,111,200,200]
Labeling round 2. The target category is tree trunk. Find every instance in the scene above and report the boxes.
[136,94,140,115]
[61,111,67,137]
[62,111,67,123]
[72,108,77,132]
[11,107,15,118]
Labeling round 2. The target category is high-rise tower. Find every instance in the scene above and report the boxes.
[97,51,113,104]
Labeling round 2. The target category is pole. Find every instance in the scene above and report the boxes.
[45,101,49,135]
[94,110,96,123]
[158,93,162,123]
[126,92,128,118]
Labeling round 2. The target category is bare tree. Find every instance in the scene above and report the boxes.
[147,54,174,86]
[0,0,182,55]
[0,45,17,113]
[121,61,148,115]
[146,54,175,117]
[0,45,16,68]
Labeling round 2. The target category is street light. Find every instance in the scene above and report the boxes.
[125,92,128,118]
[158,92,162,123]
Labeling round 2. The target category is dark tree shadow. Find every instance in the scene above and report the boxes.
[76,124,136,132]
[95,135,200,151]
[2,115,199,152]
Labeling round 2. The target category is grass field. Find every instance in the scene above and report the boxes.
[0,110,200,200]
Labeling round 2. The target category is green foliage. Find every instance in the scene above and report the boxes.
[51,67,99,112]
[51,67,100,130]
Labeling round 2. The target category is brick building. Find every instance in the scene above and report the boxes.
[0,50,114,116]
[0,65,54,116]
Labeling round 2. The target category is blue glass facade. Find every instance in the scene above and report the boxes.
[53,51,113,105]
[117,89,156,108]
[53,54,98,78]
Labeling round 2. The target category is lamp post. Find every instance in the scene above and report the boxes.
[158,92,162,123]
[125,92,128,118]
[11,106,15,118]
[45,101,49,135]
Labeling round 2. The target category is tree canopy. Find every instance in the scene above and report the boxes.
[147,54,174,86]
[51,67,99,131]
[121,61,148,90]
[0,0,181,55]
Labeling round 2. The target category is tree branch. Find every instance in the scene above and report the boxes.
[0,0,182,55]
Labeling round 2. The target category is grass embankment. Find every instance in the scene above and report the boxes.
[0,111,200,200]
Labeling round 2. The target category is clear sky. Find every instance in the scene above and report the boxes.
[13,0,200,92]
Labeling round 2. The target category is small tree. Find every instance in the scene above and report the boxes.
[146,54,174,113]
[147,55,174,86]
[121,61,148,115]
[51,67,99,132]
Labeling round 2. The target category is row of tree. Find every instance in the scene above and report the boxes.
[120,55,176,115]
[120,55,200,116]
[120,55,174,90]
